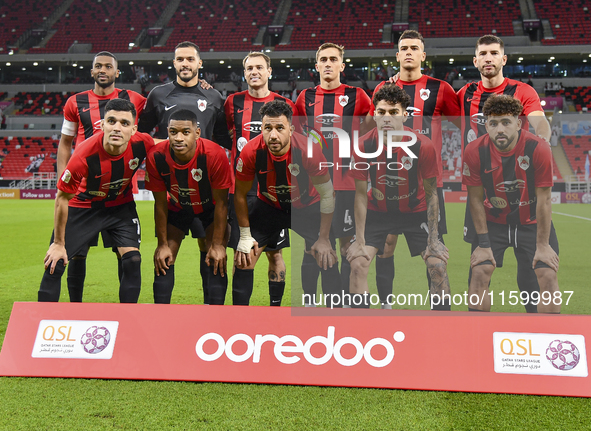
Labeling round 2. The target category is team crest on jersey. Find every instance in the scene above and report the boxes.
[236,158,243,173]
[467,129,477,143]
[463,163,470,177]
[191,168,203,182]
[61,169,72,183]
[128,157,139,170]
[420,88,430,101]
[288,163,300,176]
[518,155,530,170]
[237,137,248,152]
[339,95,349,107]
[401,156,413,170]
[197,99,207,112]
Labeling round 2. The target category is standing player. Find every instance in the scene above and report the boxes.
[145,110,232,304]
[366,30,460,308]
[296,43,371,304]
[39,99,154,302]
[234,101,340,307]
[463,95,559,313]
[138,41,231,304]
[59,51,146,303]
[225,52,295,306]
[347,84,450,309]
[459,35,551,310]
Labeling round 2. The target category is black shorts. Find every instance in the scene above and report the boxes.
[167,208,215,236]
[471,221,559,270]
[188,218,207,239]
[66,230,112,257]
[228,194,290,251]
[331,190,355,238]
[365,210,430,257]
[59,201,141,259]
[249,198,291,249]
[292,202,337,250]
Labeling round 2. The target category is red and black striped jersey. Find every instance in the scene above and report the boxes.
[462,130,553,225]
[457,78,543,153]
[224,90,296,193]
[348,127,438,214]
[58,131,154,208]
[295,84,371,191]
[235,133,328,211]
[370,77,460,187]
[145,138,232,215]
[62,89,146,145]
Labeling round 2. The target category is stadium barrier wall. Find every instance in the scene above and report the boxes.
[0,302,589,397]
[0,189,20,199]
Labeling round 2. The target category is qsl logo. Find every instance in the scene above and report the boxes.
[80,326,111,354]
[546,340,580,371]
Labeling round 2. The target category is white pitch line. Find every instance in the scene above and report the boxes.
[552,211,591,221]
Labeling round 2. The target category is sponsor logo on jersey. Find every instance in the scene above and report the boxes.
[262,192,277,202]
[496,179,526,193]
[88,191,107,197]
[243,121,262,133]
[171,184,198,197]
[268,185,295,193]
[315,113,341,125]
[386,188,417,201]
[377,175,407,187]
[101,178,129,189]
[471,113,486,125]
[372,188,384,200]
[191,168,203,182]
[489,196,507,208]
[407,107,422,117]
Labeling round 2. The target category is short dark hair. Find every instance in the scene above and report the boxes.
[259,100,293,122]
[372,84,411,110]
[483,95,523,118]
[168,109,199,127]
[94,51,117,66]
[104,98,136,120]
[476,35,504,51]
[175,41,201,56]
[398,30,424,47]
[243,52,271,68]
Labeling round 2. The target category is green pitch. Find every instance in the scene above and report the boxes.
[0,199,590,429]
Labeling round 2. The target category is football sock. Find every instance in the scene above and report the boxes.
[67,257,86,302]
[119,251,141,303]
[38,260,66,302]
[153,265,175,304]
[207,265,228,305]
[232,268,253,305]
[320,264,342,308]
[200,251,210,304]
[301,252,320,306]
[375,255,394,304]
[117,256,123,283]
[269,281,285,306]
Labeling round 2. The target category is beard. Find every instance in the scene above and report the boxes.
[94,75,115,89]
[478,63,502,79]
[177,67,198,83]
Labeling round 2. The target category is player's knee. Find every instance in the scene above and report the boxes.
[426,257,447,278]
[535,268,558,290]
[350,257,370,278]
[472,264,494,282]
[121,250,141,263]
[266,250,285,268]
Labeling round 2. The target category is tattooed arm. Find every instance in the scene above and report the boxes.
[423,177,449,263]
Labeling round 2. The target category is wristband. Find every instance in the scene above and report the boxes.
[236,226,256,254]
[477,233,491,248]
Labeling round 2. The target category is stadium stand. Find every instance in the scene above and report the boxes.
[561,136,591,177]
[0,137,57,179]
[536,0,591,45]
[150,1,276,53]
[30,0,165,53]
[0,0,58,52]
[409,0,520,38]
[555,87,591,112]
[275,0,394,51]
[11,92,74,116]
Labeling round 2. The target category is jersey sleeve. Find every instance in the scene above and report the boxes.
[295,90,307,117]
[144,147,168,192]
[212,106,232,150]
[461,143,482,186]
[355,88,372,116]
[301,141,328,178]
[130,92,147,122]
[224,95,235,131]
[235,140,257,182]
[208,145,233,190]
[137,89,158,134]
[62,96,79,128]
[533,141,554,188]
[57,152,86,194]
[440,81,461,118]
[368,81,386,116]
[518,84,543,116]
[418,138,439,180]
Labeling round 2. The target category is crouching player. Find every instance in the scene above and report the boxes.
[145,109,232,304]
[346,84,451,309]
[463,95,560,313]
[39,99,154,302]
[234,100,340,307]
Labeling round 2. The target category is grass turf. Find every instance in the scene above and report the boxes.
[0,199,590,429]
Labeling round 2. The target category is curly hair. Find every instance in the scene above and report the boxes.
[482,95,523,118]
[259,100,293,122]
[372,84,411,110]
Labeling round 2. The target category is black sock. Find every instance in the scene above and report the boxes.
[38,260,66,302]
[207,264,228,305]
[269,281,285,306]
[67,257,86,302]
[120,251,141,303]
[153,265,175,304]
[200,251,210,304]
[340,257,351,297]
[301,252,320,305]
[232,268,253,305]
[468,308,485,312]
[351,293,370,309]
[375,255,394,304]
[117,256,123,283]
[320,264,341,308]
